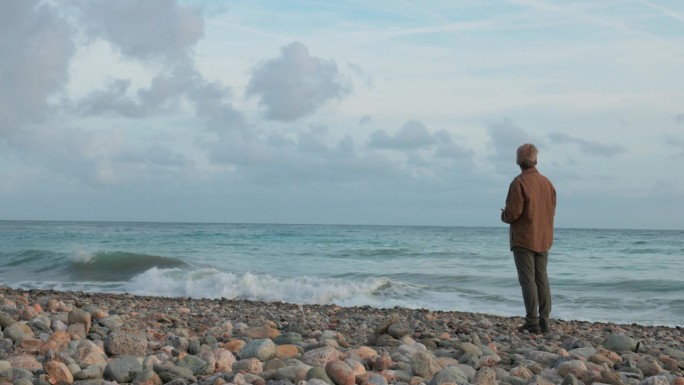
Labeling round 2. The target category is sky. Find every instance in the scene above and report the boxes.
[1,0,683,230]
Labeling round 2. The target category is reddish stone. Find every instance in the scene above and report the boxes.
[8,355,42,372]
[223,339,246,353]
[21,305,39,320]
[18,337,44,353]
[326,360,356,385]
[274,344,300,359]
[45,361,74,384]
[40,331,71,354]
[373,355,393,371]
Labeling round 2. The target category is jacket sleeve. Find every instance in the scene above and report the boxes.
[501,178,524,224]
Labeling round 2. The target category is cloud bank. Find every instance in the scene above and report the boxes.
[0,1,682,229]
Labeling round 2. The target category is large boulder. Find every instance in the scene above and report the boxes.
[603,334,639,353]
[105,328,148,356]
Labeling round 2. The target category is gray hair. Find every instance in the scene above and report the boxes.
[516,143,538,169]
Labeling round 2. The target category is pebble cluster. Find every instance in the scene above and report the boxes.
[0,287,682,385]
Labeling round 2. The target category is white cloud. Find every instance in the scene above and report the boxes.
[246,42,351,122]
[369,120,436,150]
[547,132,626,157]
[486,118,535,167]
[77,0,204,63]
[0,0,75,134]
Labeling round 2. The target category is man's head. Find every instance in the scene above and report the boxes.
[516,143,538,169]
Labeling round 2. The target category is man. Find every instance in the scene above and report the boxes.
[501,143,556,334]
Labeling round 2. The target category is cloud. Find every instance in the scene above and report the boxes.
[73,0,227,124]
[246,42,351,122]
[486,118,535,169]
[369,120,436,150]
[118,145,194,168]
[5,125,127,187]
[434,130,474,160]
[76,79,145,117]
[547,132,625,156]
[676,113,684,124]
[0,0,75,134]
[78,0,204,63]
[368,120,473,163]
[663,133,684,158]
[76,66,244,131]
[359,115,373,126]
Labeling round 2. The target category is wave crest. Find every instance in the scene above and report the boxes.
[126,267,423,306]
[68,251,188,281]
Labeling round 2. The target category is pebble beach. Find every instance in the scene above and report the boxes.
[0,287,681,385]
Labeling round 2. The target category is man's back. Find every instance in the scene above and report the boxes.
[501,167,556,253]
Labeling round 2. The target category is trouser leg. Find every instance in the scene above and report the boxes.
[513,247,538,322]
[535,252,551,321]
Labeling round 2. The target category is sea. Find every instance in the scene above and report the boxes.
[0,221,682,327]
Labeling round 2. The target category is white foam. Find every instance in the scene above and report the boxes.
[126,267,396,305]
[70,249,95,264]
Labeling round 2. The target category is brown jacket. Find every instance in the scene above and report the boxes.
[501,167,556,253]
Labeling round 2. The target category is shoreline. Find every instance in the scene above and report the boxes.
[1,287,682,385]
[2,285,681,330]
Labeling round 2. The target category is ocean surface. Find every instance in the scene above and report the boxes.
[1,221,682,327]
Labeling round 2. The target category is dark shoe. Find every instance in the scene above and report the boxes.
[540,318,550,333]
[517,321,541,334]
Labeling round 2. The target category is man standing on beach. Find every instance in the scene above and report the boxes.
[501,143,556,334]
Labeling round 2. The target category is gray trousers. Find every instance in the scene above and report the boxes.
[513,246,551,323]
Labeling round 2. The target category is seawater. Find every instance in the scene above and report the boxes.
[1,221,682,327]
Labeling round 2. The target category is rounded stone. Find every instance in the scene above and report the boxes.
[44,361,74,384]
[374,314,401,336]
[8,355,42,372]
[213,348,237,372]
[132,368,163,385]
[325,360,356,385]
[275,344,301,359]
[603,335,638,353]
[4,322,34,342]
[275,364,310,383]
[0,312,16,329]
[68,308,92,333]
[307,366,335,385]
[411,351,441,378]
[523,350,562,366]
[274,332,303,345]
[105,328,148,356]
[364,373,389,385]
[344,358,366,377]
[429,366,469,385]
[302,346,342,367]
[240,338,276,361]
[232,358,263,374]
[558,360,588,378]
[637,357,664,377]
[244,325,280,340]
[74,365,104,381]
[387,322,411,339]
[474,367,497,385]
[103,355,143,383]
[224,339,246,353]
